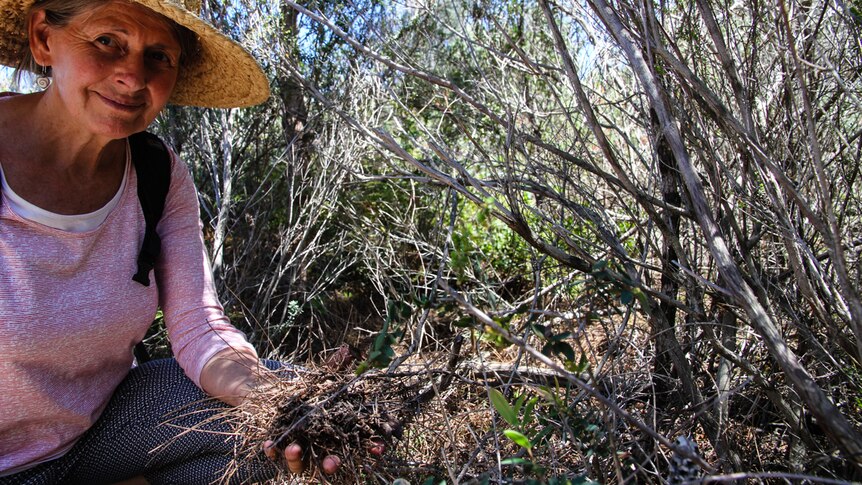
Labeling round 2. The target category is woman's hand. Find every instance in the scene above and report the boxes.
[260,438,386,476]
[262,440,341,475]
[199,347,262,407]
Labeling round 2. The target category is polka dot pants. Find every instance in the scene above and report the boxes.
[0,359,281,485]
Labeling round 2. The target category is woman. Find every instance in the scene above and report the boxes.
[0,0,336,482]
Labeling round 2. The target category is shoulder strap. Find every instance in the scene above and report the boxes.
[129,131,171,287]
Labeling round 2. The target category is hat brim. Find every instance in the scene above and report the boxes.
[0,0,270,108]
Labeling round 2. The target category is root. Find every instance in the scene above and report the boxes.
[223,338,464,483]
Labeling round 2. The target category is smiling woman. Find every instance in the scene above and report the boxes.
[0,0,320,483]
[29,1,184,139]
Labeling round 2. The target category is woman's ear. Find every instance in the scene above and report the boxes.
[27,10,53,67]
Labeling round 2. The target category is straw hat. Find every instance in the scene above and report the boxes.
[0,0,270,108]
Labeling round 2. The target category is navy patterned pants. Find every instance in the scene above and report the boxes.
[0,358,280,485]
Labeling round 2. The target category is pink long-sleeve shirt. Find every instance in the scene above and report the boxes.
[0,141,256,474]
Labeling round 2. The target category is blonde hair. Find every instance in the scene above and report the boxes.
[17,0,198,80]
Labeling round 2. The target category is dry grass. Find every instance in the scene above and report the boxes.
[215,333,612,485]
[208,295,861,484]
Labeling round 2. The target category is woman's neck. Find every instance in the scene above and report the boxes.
[0,92,128,214]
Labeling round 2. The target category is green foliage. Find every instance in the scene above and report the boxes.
[529,320,592,375]
[489,385,606,484]
[585,259,649,311]
[535,385,609,459]
[140,309,171,360]
[503,429,533,450]
[839,364,862,420]
[355,300,410,374]
[531,323,576,362]
[266,300,303,343]
[450,197,531,285]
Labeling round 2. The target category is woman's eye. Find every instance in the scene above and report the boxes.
[149,51,175,66]
[95,36,116,47]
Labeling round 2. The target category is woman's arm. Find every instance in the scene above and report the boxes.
[155,151,257,386]
[200,349,341,475]
[199,346,263,407]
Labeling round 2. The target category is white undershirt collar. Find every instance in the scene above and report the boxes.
[0,142,130,233]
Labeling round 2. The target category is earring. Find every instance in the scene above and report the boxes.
[35,66,51,89]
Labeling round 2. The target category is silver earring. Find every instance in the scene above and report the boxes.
[35,66,51,89]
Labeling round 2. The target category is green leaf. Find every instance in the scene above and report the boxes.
[489,388,518,426]
[503,429,533,450]
[592,260,608,272]
[532,424,554,446]
[414,295,430,308]
[620,290,634,305]
[492,314,513,328]
[500,457,531,466]
[373,321,390,349]
[633,287,651,311]
[387,301,412,322]
[530,323,547,339]
[399,302,412,319]
[554,342,576,361]
[453,316,473,328]
[536,386,556,403]
[523,397,539,427]
[549,331,572,342]
[355,361,371,375]
[543,341,576,361]
[566,352,590,374]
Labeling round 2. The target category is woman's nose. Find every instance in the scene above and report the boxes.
[114,54,148,90]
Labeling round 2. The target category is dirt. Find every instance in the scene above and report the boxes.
[227,342,464,483]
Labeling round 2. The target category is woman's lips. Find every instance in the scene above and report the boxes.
[98,92,146,112]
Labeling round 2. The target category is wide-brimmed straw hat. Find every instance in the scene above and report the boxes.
[0,0,270,107]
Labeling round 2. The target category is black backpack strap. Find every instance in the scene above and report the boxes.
[129,131,171,287]
[133,340,152,364]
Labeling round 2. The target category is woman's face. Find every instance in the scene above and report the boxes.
[31,0,182,139]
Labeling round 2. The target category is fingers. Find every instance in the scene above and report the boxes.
[284,442,305,474]
[368,439,386,456]
[262,440,277,461]
[321,455,341,475]
[261,440,304,473]
[261,440,342,476]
